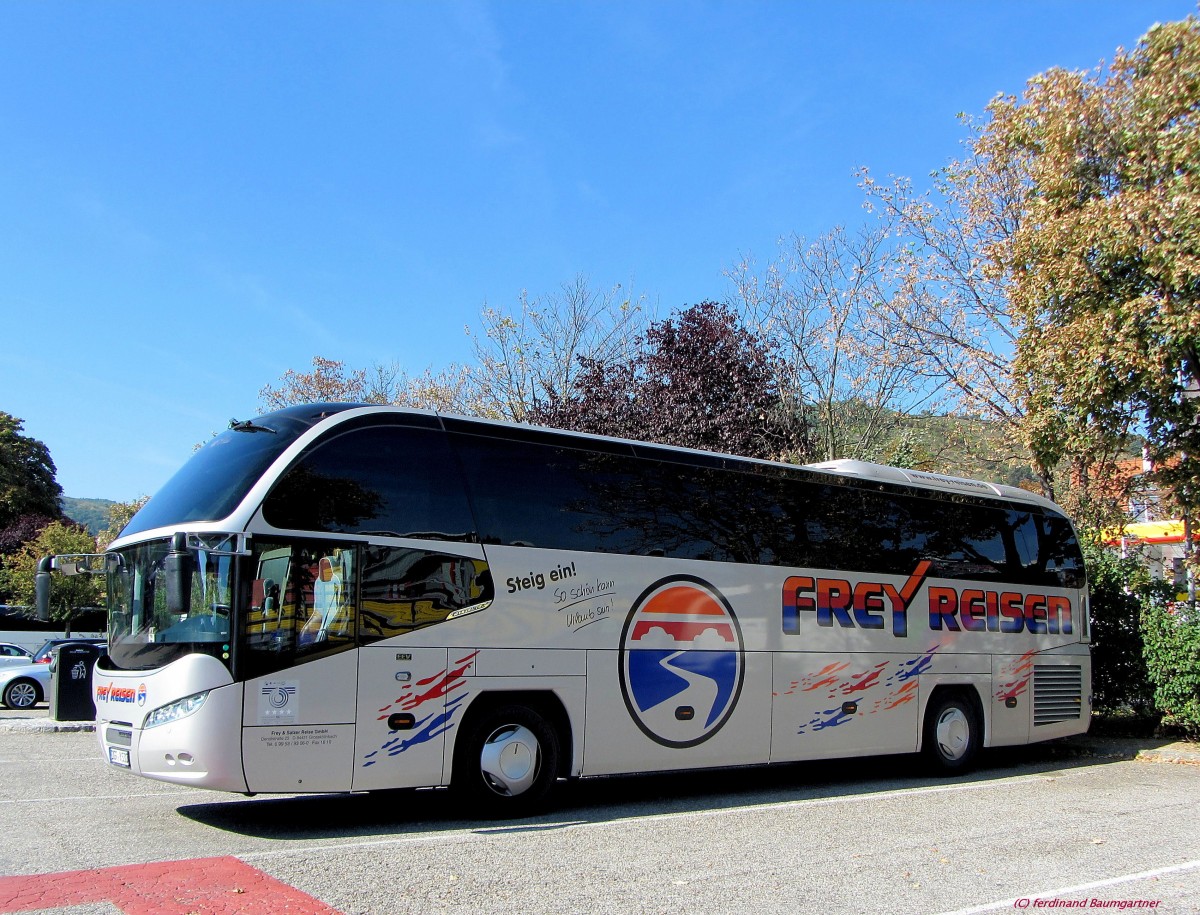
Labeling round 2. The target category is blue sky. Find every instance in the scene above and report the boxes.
[2,1,1195,503]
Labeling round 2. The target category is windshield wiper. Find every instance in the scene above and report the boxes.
[228,419,277,434]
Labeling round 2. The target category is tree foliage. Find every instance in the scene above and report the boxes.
[729,224,936,462]
[0,412,62,531]
[96,497,150,552]
[530,301,809,460]
[1141,585,1200,735]
[0,514,56,558]
[259,277,647,422]
[258,356,388,411]
[0,520,101,624]
[981,17,1200,522]
[468,275,646,421]
[859,140,1034,476]
[1083,540,1156,714]
[258,356,477,415]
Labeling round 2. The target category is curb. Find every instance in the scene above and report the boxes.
[1044,735,1200,766]
[1135,746,1200,766]
[0,718,97,733]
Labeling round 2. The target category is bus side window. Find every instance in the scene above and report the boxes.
[1010,509,1041,580]
[240,541,358,680]
[358,545,494,643]
[261,425,476,542]
[297,549,356,651]
[1038,514,1085,589]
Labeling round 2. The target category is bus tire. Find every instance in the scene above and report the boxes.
[453,703,560,818]
[922,692,980,775]
[2,678,41,710]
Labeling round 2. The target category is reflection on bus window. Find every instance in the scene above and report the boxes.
[242,541,357,679]
[359,546,493,642]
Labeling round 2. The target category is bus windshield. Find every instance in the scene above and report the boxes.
[121,404,361,538]
[105,539,234,672]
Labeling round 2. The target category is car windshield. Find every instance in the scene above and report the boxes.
[105,539,235,672]
[32,641,68,662]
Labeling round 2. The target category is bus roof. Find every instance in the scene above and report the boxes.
[803,459,1059,512]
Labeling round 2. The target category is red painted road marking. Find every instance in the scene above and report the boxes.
[0,856,340,914]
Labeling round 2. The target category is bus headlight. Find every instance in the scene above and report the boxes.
[144,691,209,728]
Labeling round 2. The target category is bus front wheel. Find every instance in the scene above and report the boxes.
[453,703,560,818]
[922,693,980,774]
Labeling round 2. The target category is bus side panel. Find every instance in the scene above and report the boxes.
[352,647,453,791]
[1026,646,1092,743]
[580,649,771,776]
[241,651,358,793]
[771,652,922,762]
[989,652,1034,747]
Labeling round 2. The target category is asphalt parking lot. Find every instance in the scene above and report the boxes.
[1,705,1198,914]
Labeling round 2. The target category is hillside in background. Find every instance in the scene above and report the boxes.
[881,413,1039,489]
[61,496,115,536]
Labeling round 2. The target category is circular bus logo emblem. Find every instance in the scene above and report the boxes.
[619,576,745,748]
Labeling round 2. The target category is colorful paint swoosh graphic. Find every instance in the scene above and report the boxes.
[780,647,940,735]
[361,650,478,766]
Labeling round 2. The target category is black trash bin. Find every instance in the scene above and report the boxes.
[49,643,102,721]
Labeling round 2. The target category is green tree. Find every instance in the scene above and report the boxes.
[0,520,101,633]
[96,497,150,551]
[1141,585,1200,735]
[979,17,1200,527]
[1083,541,1156,715]
[0,412,63,530]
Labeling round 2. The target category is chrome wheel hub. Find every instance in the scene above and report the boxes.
[935,707,971,760]
[479,724,541,797]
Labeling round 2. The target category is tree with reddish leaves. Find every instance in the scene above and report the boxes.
[0,513,57,557]
[530,301,809,461]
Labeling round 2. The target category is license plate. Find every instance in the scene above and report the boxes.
[108,746,130,768]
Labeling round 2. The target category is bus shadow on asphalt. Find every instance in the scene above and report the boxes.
[175,740,1117,839]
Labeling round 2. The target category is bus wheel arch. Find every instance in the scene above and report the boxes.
[451,691,570,817]
[921,685,983,775]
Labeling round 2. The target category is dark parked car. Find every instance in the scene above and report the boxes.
[31,638,105,664]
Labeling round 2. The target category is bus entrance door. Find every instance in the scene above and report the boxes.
[241,650,359,793]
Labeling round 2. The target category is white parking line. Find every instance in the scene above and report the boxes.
[2,790,208,804]
[935,860,1200,915]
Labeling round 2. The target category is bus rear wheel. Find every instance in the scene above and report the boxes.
[923,693,980,774]
[453,703,560,818]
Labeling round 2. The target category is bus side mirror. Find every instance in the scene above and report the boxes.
[165,533,192,615]
[35,556,53,621]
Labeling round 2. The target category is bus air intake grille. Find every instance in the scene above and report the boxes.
[1033,665,1083,726]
